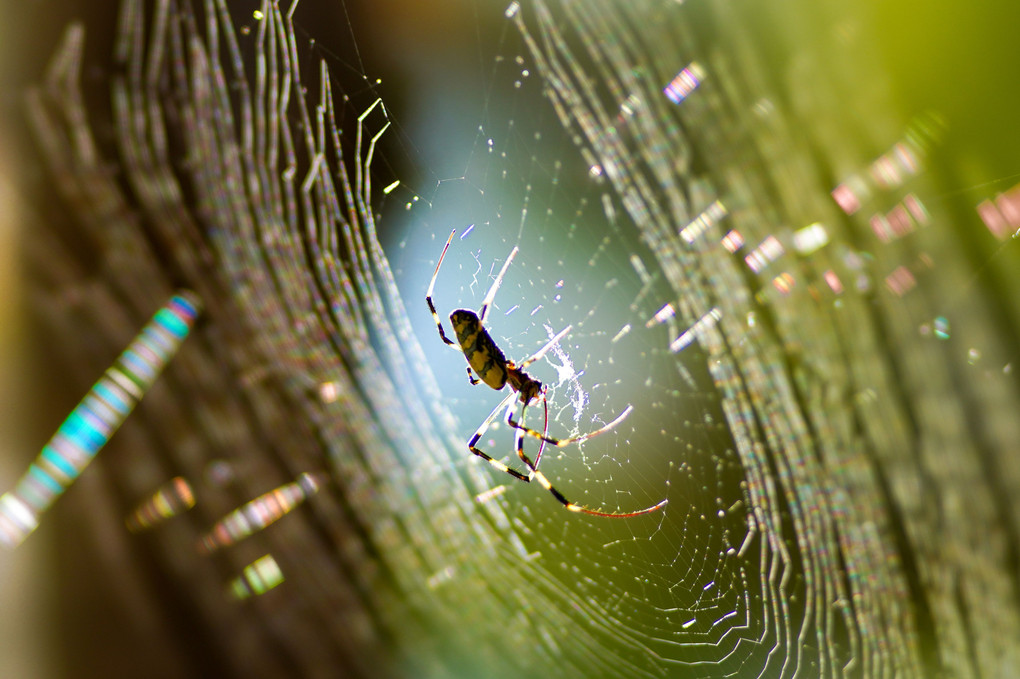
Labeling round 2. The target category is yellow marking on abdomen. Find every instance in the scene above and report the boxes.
[451,311,507,390]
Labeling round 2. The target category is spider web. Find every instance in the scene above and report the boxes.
[7,0,1020,678]
[387,4,740,673]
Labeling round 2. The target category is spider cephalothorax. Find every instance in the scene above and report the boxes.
[506,367,543,406]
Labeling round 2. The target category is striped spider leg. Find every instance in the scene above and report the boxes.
[426,229,668,518]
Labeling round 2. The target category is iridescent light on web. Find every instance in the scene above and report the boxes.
[618,93,641,121]
[871,195,928,243]
[230,555,284,600]
[903,194,929,223]
[831,176,868,215]
[792,223,829,255]
[663,62,705,104]
[679,200,727,244]
[934,316,951,339]
[126,477,196,533]
[629,253,651,282]
[721,229,744,253]
[646,302,676,328]
[744,235,785,273]
[823,270,845,294]
[772,272,795,295]
[977,200,1009,239]
[976,182,1020,240]
[869,147,912,189]
[833,113,945,216]
[426,566,456,590]
[318,381,341,403]
[0,292,200,549]
[884,266,917,297]
[474,485,509,504]
[670,307,722,353]
[199,472,326,554]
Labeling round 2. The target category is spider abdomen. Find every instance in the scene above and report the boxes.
[450,309,508,390]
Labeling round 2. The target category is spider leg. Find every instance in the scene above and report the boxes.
[426,229,461,350]
[508,403,665,517]
[468,390,531,483]
[466,367,480,385]
[478,245,518,323]
[508,392,549,473]
[509,404,635,448]
[531,468,669,518]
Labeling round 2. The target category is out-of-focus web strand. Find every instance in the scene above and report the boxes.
[105,2,482,671]
[515,0,882,675]
[0,292,201,549]
[23,4,398,676]
[199,3,544,668]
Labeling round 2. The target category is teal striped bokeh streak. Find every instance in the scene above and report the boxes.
[0,291,200,549]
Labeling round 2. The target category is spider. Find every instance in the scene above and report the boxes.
[426,229,668,518]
